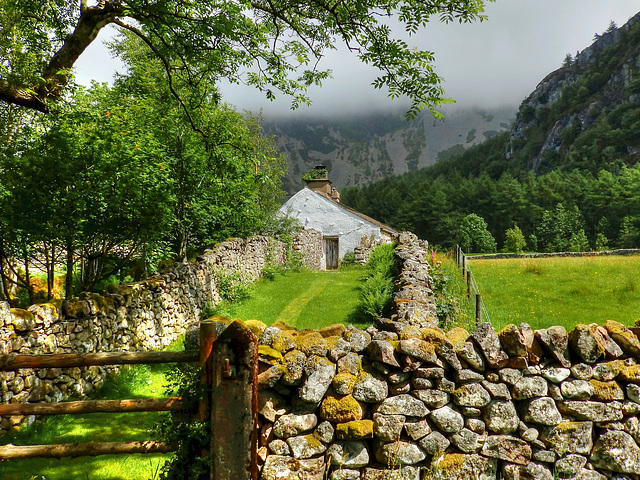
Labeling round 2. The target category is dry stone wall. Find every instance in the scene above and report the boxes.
[0,232,322,434]
[236,234,640,480]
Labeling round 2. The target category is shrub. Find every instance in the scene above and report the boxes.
[504,225,526,253]
[458,214,497,253]
[356,243,398,319]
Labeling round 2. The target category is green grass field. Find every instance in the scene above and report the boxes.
[469,255,640,331]
[217,266,370,330]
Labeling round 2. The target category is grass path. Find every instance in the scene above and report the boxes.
[223,266,368,330]
[470,255,640,331]
[274,274,331,325]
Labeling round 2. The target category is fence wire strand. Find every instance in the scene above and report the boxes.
[457,246,491,325]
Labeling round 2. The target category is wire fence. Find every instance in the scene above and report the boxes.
[453,245,491,326]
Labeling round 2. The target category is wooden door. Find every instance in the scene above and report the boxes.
[325,237,339,270]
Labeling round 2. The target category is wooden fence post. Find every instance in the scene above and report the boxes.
[199,321,218,421]
[210,320,258,480]
[461,255,466,279]
[467,271,472,299]
[475,293,482,325]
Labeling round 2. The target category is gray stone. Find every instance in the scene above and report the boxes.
[512,376,547,400]
[501,461,553,480]
[388,381,410,395]
[404,418,431,440]
[570,363,593,380]
[430,405,464,433]
[411,377,433,389]
[268,439,291,455]
[372,413,405,442]
[539,421,593,456]
[414,367,445,379]
[300,359,335,403]
[573,470,608,480]
[548,384,563,401]
[521,397,562,425]
[316,421,335,444]
[352,373,388,403]
[337,353,362,376]
[345,328,371,352]
[461,406,482,417]
[499,368,523,385]
[374,440,426,466]
[481,435,531,465]
[497,324,529,358]
[367,340,400,368]
[627,384,640,403]
[326,441,370,468]
[590,430,640,474]
[481,381,511,400]
[261,455,325,480]
[453,382,491,407]
[484,400,519,434]
[328,337,353,362]
[471,322,509,368]
[362,466,420,480]
[520,427,539,442]
[555,454,587,478]
[387,371,411,384]
[418,431,450,455]
[396,339,439,363]
[287,433,327,458]
[592,363,616,382]
[456,369,485,382]
[450,428,485,453]
[412,389,449,408]
[535,326,571,368]
[456,340,486,371]
[532,449,556,463]
[558,400,624,422]
[330,469,361,480]
[560,379,594,400]
[466,418,486,434]
[374,394,428,417]
[569,325,604,364]
[437,377,456,394]
[541,366,571,384]
[429,454,498,480]
[273,413,318,438]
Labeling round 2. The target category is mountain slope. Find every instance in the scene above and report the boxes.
[265,107,514,195]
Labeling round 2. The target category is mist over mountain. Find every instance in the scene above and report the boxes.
[264,106,515,196]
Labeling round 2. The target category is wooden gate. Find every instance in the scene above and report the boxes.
[324,237,339,270]
[0,320,259,480]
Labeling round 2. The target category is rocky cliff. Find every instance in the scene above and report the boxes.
[507,11,640,173]
[265,107,514,195]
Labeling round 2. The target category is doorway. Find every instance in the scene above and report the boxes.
[324,237,339,270]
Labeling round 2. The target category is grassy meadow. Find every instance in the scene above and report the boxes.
[216,266,369,330]
[469,255,640,331]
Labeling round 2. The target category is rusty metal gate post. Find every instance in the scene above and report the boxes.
[210,320,259,480]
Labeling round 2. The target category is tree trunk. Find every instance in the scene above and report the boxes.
[65,238,74,300]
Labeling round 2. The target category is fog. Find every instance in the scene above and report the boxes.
[76,1,640,118]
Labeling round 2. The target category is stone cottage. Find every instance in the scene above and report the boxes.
[281,168,398,269]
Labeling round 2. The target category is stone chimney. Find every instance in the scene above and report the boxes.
[304,165,340,202]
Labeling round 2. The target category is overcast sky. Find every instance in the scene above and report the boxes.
[75,1,640,118]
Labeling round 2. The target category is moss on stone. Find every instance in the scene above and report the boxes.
[320,394,364,423]
[335,419,374,440]
[324,335,342,350]
[271,321,298,331]
[204,314,233,325]
[9,308,34,321]
[258,345,283,363]
[244,319,267,336]
[432,453,467,471]
[332,372,357,394]
[421,327,451,347]
[446,327,470,350]
[615,363,640,383]
[319,323,346,338]
[295,331,327,356]
[399,326,422,340]
[589,379,623,401]
[271,331,296,353]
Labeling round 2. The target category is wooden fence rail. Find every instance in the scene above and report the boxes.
[0,320,259,480]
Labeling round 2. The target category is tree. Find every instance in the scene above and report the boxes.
[504,225,526,253]
[458,214,496,253]
[537,204,585,252]
[0,0,491,119]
